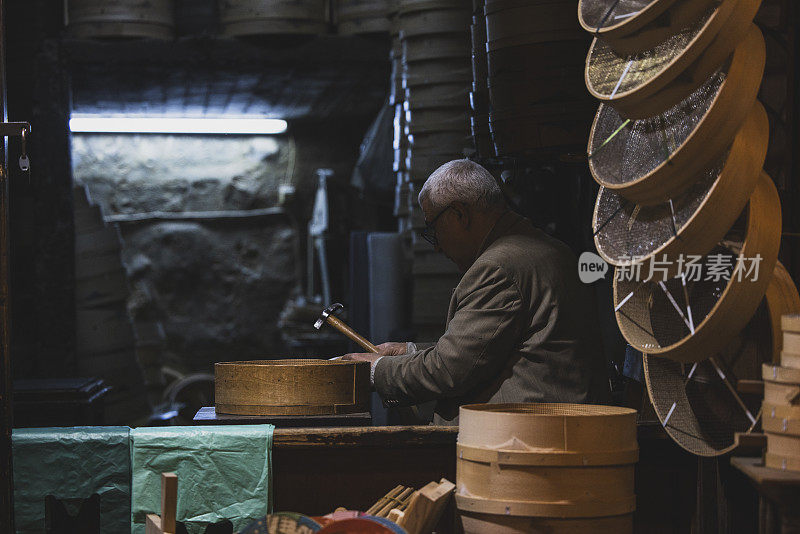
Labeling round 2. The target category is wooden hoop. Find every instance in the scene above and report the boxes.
[215,359,370,416]
[585,0,763,119]
[579,0,716,56]
[782,314,800,333]
[765,452,800,472]
[455,494,636,518]
[593,101,767,272]
[457,443,639,466]
[613,172,782,363]
[588,26,766,205]
[782,352,800,370]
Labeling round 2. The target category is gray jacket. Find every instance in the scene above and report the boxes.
[373,211,609,425]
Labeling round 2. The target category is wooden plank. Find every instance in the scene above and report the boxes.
[193,406,372,427]
[145,514,163,534]
[397,478,455,534]
[272,425,458,448]
[161,473,177,534]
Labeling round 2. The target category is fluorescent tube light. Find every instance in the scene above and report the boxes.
[69,116,288,135]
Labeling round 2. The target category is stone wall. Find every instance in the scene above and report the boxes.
[72,122,369,375]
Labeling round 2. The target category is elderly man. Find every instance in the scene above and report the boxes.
[343,159,608,425]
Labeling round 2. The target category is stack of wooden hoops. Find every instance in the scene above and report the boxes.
[580,0,800,455]
[484,0,593,156]
[761,315,800,471]
[455,404,638,533]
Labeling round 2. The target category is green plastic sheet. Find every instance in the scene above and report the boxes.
[12,426,132,534]
[130,424,273,534]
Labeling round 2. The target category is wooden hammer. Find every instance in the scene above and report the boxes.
[314,303,379,353]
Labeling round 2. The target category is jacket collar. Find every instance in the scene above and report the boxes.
[472,210,525,263]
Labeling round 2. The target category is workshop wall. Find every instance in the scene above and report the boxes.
[71,120,371,376]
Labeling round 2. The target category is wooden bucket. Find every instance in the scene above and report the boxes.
[456,403,637,534]
[219,0,327,37]
[335,0,391,35]
[67,0,174,39]
[215,359,370,415]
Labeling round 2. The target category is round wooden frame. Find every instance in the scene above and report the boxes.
[578,0,716,56]
[587,25,765,204]
[643,262,799,457]
[592,101,767,271]
[215,359,370,415]
[613,172,782,363]
[456,403,637,521]
[585,0,763,119]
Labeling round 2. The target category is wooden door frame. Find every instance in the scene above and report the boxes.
[0,0,14,529]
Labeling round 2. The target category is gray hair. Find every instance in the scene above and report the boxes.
[418,159,505,212]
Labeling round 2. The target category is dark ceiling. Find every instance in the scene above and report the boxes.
[66,35,391,121]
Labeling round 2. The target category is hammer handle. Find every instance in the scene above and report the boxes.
[326,315,379,353]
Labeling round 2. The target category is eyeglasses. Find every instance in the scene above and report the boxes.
[419,204,453,247]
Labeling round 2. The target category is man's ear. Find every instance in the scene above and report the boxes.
[452,202,470,229]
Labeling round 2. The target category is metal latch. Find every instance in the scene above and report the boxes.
[0,122,31,171]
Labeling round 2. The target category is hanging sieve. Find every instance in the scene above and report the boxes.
[613,172,781,363]
[593,101,767,272]
[587,25,765,205]
[643,262,798,457]
[585,0,762,119]
[579,0,715,56]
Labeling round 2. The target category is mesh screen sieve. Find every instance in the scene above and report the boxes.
[615,204,745,353]
[589,68,725,186]
[580,0,662,30]
[645,300,770,456]
[593,157,721,263]
[587,7,712,97]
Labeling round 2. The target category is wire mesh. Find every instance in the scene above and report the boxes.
[580,0,663,31]
[615,206,745,352]
[593,155,722,263]
[586,7,712,97]
[589,68,726,186]
[645,299,770,456]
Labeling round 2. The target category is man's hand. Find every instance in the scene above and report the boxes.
[340,352,382,364]
[376,342,409,355]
